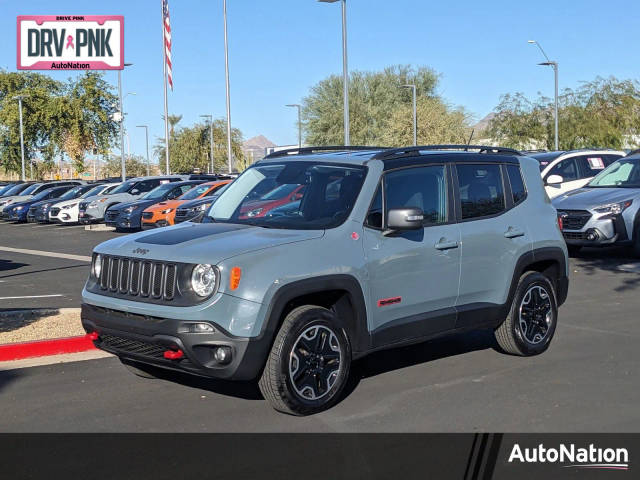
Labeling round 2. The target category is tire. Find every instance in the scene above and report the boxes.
[120,358,159,379]
[567,245,582,257]
[633,226,640,258]
[494,272,558,356]
[258,305,351,416]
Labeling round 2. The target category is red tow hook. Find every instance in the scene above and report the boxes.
[163,349,184,360]
[86,331,99,341]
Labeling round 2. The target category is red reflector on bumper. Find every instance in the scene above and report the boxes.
[163,349,184,360]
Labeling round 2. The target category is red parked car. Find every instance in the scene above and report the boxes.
[239,184,305,219]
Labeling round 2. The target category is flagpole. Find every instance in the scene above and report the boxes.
[162,0,170,175]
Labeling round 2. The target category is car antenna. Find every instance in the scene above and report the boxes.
[465,129,475,151]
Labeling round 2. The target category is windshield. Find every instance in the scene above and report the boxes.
[180,184,214,200]
[21,183,42,195]
[0,185,13,195]
[58,186,84,201]
[206,162,366,229]
[82,185,107,198]
[588,158,640,188]
[33,188,59,201]
[3,184,26,196]
[142,183,179,200]
[260,183,300,200]
[109,180,137,194]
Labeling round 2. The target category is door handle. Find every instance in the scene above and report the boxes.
[504,227,525,239]
[434,239,459,250]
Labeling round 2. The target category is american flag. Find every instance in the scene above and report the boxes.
[163,0,173,90]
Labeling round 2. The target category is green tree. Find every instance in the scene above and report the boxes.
[302,64,462,146]
[487,77,640,150]
[154,119,245,173]
[0,70,118,177]
[103,154,149,178]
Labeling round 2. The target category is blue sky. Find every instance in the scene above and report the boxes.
[2,0,639,163]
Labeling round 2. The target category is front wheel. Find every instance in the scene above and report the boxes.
[567,245,582,257]
[259,305,351,415]
[495,272,558,356]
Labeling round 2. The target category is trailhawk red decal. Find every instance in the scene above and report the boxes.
[377,296,402,307]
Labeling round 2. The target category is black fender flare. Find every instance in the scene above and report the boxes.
[260,274,370,356]
[501,246,569,320]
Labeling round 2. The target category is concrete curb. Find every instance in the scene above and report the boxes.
[84,224,115,231]
[0,335,96,362]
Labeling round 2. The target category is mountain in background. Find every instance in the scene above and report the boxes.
[242,135,277,163]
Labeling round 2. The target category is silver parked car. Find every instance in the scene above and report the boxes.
[553,152,640,256]
[82,145,568,415]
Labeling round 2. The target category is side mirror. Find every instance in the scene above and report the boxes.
[386,207,424,232]
[130,189,140,195]
[546,174,563,186]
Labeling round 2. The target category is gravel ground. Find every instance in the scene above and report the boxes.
[0,309,83,344]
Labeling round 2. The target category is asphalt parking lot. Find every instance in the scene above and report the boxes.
[1,221,639,432]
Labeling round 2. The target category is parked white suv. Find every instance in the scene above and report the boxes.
[49,182,121,224]
[528,150,625,199]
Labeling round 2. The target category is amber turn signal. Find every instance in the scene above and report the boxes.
[230,267,242,290]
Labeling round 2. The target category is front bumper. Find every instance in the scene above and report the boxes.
[105,213,141,230]
[81,303,269,381]
[561,211,631,247]
[141,219,169,230]
[79,210,102,224]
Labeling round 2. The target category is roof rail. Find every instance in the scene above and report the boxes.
[262,145,388,160]
[371,144,523,160]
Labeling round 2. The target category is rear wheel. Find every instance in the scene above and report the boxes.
[633,226,640,258]
[259,305,351,416]
[495,272,558,356]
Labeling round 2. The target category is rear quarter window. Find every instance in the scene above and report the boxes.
[507,165,527,205]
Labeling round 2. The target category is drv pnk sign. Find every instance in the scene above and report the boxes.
[17,15,124,70]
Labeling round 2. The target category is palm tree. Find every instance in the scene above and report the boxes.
[167,114,182,137]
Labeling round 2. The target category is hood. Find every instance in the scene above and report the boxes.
[180,197,217,209]
[30,199,53,209]
[109,198,155,212]
[147,199,183,211]
[0,194,33,204]
[94,222,324,264]
[52,198,82,208]
[83,192,136,205]
[553,187,640,210]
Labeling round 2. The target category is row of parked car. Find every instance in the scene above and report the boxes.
[0,174,238,230]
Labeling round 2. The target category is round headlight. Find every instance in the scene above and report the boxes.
[93,254,102,278]
[191,264,217,297]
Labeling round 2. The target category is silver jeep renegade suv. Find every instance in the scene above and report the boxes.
[82,145,569,415]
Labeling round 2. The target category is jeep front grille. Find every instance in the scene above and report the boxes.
[558,210,591,230]
[142,212,153,220]
[97,255,178,302]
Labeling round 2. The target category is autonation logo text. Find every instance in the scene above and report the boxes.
[509,443,629,471]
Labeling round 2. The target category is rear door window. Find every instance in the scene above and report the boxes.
[456,164,506,219]
[546,158,578,182]
[506,165,527,205]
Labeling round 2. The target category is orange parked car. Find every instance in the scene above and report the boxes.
[141,179,231,229]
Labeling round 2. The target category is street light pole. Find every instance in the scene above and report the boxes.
[402,84,417,146]
[223,0,233,173]
[319,0,349,146]
[286,104,302,149]
[117,64,133,181]
[200,115,215,174]
[528,40,559,150]
[136,125,150,176]
[13,95,26,181]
